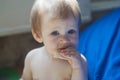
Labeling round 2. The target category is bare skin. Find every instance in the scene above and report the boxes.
[21,47,72,80]
[21,14,87,80]
[21,46,87,80]
[58,45,88,80]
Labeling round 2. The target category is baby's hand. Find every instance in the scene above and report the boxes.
[60,47,87,70]
[58,47,88,80]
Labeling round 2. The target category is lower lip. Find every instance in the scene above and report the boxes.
[58,49,67,53]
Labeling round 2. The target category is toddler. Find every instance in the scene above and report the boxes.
[21,0,87,80]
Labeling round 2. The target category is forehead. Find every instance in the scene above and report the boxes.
[42,14,78,29]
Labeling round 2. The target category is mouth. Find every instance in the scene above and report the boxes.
[57,45,73,53]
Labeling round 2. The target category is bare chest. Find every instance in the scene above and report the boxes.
[31,57,72,80]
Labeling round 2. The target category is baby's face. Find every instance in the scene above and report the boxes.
[41,15,79,58]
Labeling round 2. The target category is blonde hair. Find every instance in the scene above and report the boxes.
[31,0,81,33]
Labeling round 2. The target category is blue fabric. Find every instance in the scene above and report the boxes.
[78,8,120,80]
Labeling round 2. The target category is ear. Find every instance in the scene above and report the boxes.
[31,29,43,43]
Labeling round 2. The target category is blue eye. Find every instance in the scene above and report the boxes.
[68,29,76,34]
[51,31,59,36]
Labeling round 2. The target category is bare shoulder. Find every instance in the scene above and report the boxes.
[25,47,44,62]
[25,47,43,64]
[21,47,44,80]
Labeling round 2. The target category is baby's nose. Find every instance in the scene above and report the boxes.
[58,35,70,43]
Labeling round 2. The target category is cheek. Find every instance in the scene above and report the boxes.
[70,35,78,46]
[44,37,58,48]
